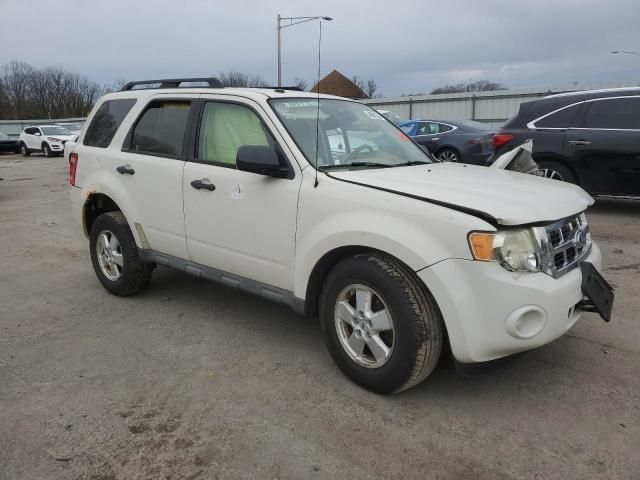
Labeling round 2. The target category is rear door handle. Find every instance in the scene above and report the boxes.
[116,165,135,175]
[190,178,216,191]
[569,140,592,146]
[431,137,440,141]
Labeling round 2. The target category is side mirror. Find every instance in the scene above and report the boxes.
[236,145,289,178]
[34,132,41,136]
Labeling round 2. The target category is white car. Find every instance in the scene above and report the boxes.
[67,78,613,394]
[19,125,76,157]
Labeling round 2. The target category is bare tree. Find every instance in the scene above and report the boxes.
[218,71,268,88]
[0,61,103,119]
[293,77,308,91]
[430,80,507,95]
[351,76,380,98]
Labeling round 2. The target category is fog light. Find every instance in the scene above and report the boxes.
[505,306,547,339]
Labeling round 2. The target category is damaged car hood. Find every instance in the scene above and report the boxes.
[327,162,593,226]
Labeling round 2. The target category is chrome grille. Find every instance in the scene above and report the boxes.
[544,214,591,277]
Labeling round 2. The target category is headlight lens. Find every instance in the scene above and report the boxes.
[47,137,62,142]
[469,229,540,272]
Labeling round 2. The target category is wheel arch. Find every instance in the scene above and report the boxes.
[532,154,580,185]
[83,193,123,237]
[302,245,435,318]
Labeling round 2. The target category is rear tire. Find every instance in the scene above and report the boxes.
[437,147,460,162]
[319,252,444,394]
[20,144,30,157]
[536,161,576,184]
[89,212,153,296]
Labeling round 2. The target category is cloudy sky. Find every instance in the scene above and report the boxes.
[1,0,639,96]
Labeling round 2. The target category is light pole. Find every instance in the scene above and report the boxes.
[277,14,332,87]
[611,50,640,57]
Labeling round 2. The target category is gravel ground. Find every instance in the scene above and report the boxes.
[1,153,639,480]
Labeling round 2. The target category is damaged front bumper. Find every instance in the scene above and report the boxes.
[418,242,602,363]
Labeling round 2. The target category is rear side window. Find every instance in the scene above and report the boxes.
[84,99,136,147]
[130,101,191,157]
[583,97,640,129]
[535,103,582,128]
[197,102,273,165]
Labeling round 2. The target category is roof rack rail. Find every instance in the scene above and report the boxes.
[262,86,304,91]
[120,77,223,91]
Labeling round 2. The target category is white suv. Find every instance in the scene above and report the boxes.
[20,125,76,157]
[67,78,613,394]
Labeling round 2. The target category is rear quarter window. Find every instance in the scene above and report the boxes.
[534,103,582,128]
[84,99,137,148]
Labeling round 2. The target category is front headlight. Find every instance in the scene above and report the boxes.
[469,229,540,272]
[47,137,62,142]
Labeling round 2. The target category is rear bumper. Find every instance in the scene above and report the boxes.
[418,242,602,363]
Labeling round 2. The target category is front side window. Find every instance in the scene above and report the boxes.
[197,102,273,165]
[583,97,640,130]
[85,99,136,148]
[535,103,582,128]
[271,98,432,169]
[130,101,191,157]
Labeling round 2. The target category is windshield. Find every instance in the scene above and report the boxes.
[271,98,432,170]
[41,126,72,136]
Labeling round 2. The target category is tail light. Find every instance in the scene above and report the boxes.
[493,134,514,148]
[69,152,79,186]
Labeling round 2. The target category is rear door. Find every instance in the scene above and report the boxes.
[565,96,640,195]
[114,96,192,258]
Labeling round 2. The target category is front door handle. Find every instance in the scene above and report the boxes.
[569,140,592,146]
[116,165,135,175]
[190,179,216,191]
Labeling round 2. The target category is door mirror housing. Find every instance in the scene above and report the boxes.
[34,132,41,136]
[236,145,289,178]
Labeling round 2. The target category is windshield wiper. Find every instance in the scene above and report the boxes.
[320,162,393,170]
[392,160,431,167]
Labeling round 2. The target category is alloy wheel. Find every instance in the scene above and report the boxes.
[334,284,395,368]
[537,168,565,182]
[437,150,458,162]
[96,230,124,280]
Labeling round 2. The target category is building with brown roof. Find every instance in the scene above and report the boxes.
[310,70,367,98]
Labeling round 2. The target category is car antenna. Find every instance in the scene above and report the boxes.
[313,20,323,188]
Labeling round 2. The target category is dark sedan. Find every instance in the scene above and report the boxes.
[0,132,20,154]
[399,119,496,164]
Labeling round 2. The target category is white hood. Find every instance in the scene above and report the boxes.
[328,162,593,226]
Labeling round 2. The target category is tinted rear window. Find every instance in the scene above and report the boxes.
[84,99,136,148]
[584,97,640,129]
[130,101,191,157]
[535,103,582,128]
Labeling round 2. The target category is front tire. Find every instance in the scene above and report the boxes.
[319,253,444,394]
[43,143,53,157]
[89,212,153,296]
[536,161,576,184]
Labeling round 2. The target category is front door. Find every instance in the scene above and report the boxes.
[182,97,300,290]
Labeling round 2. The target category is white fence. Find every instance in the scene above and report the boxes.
[362,83,639,127]
[0,117,86,138]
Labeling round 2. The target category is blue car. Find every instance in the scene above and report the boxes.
[399,119,495,164]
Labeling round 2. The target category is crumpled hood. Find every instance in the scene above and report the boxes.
[328,162,593,226]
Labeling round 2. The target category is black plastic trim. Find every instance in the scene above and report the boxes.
[139,249,305,315]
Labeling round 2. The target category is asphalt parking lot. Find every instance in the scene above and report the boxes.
[1,153,639,480]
